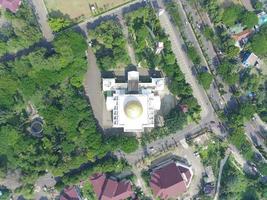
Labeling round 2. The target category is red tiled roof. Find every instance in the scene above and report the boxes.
[150,162,192,199]
[90,173,134,200]
[0,0,21,13]
[60,186,81,200]
[232,29,252,42]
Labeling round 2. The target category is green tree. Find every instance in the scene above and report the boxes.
[251,0,263,10]
[240,12,258,28]
[203,26,214,41]
[222,5,243,26]
[198,72,213,89]
[48,17,72,32]
[250,26,267,57]
[187,45,201,65]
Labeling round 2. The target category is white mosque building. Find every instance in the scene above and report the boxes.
[102,71,164,132]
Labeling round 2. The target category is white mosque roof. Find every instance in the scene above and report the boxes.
[103,71,163,132]
[112,94,158,132]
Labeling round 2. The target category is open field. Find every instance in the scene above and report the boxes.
[44,0,132,20]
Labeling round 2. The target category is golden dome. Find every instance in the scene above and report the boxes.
[124,100,143,119]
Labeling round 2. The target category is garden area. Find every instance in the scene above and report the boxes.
[219,156,267,200]
[122,6,201,144]
[198,136,228,177]
[89,19,130,70]
[0,0,42,57]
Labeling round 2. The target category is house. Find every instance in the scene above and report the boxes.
[149,161,193,199]
[242,52,260,68]
[90,173,134,200]
[155,42,164,54]
[257,11,267,27]
[179,104,189,113]
[0,0,21,13]
[60,186,82,200]
[228,23,244,35]
[204,166,215,184]
[232,29,253,48]
[203,166,215,195]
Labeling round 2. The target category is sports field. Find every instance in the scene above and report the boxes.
[44,0,131,20]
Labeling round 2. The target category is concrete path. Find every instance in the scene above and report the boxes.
[30,0,54,41]
[214,151,229,200]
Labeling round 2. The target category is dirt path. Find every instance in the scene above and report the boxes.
[118,11,137,66]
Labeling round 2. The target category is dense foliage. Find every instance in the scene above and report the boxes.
[48,17,72,32]
[0,29,138,195]
[197,72,213,90]
[199,137,227,176]
[0,0,42,57]
[222,5,258,28]
[217,59,239,85]
[220,157,266,200]
[250,25,267,57]
[89,20,130,70]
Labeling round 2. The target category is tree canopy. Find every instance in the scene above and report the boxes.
[222,5,258,28]
[250,25,267,57]
[89,20,130,70]
[0,0,42,57]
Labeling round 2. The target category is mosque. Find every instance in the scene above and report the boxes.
[102,71,164,132]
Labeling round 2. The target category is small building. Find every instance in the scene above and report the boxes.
[242,52,260,68]
[257,11,267,27]
[155,42,164,54]
[149,161,193,199]
[90,173,134,200]
[228,23,244,35]
[232,29,253,49]
[103,71,164,132]
[0,0,21,13]
[60,186,82,200]
[203,166,215,195]
[179,104,189,113]
[204,166,215,184]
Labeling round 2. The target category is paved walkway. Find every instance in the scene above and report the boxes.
[30,0,54,41]
[84,49,112,129]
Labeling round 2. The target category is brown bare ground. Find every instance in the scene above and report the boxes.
[44,0,131,20]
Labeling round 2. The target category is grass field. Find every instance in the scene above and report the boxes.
[44,0,131,20]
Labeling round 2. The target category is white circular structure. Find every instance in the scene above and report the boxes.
[124,100,143,119]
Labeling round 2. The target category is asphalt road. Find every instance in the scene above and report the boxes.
[173,0,225,110]
[84,48,113,129]
[179,0,233,107]
[157,0,212,119]
[29,0,54,41]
